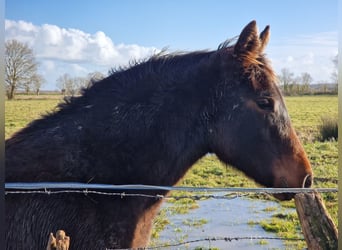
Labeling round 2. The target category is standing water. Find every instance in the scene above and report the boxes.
[152,195,297,249]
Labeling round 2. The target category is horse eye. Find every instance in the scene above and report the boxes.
[256,98,274,111]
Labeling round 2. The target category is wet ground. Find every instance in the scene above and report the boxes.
[154,195,295,249]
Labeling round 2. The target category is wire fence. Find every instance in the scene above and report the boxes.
[5,182,338,195]
[5,182,338,203]
[105,236,306,250]
[5,182,337,205]
[6,182,338,249]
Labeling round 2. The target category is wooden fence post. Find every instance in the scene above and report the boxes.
[294,191,338,250]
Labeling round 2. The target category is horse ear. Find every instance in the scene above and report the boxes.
[259,25,270,53]
[234,20,261,58]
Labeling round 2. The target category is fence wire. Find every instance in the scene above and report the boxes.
[4,182,338,195]
[105,236,305,250]
[5,182,337,202]
[5,182,337,249]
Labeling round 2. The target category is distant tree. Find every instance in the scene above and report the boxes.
[56,73,74,96]
[331,54,338,85]
[278,68,294,95]
[56,74,93,96]
[56,71,106,96]
[5,39,38,99]
[22,80,32,95]
[73,76,87,94]
[31,74,46,95]
[300,72,313,94]
[287,76,300,95]
[22,74,41,95]
[321,84,329,94]
[330,54,338,94]
[86,71,105,88]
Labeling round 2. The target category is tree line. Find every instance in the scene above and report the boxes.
[5,40,46,99]
[278,55,338,96]
[5,39,338,99]
[5,39,105,100]
[56,72,105,96]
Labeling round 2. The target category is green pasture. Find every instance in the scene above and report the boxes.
[285,96,338,142]
[5,95,338,249]
[5,95,62,139]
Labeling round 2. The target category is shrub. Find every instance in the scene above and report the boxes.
[318,116,338,141]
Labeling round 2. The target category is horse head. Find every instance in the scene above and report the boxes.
[208,21,312,200]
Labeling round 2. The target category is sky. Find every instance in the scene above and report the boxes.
[5,0,338,90]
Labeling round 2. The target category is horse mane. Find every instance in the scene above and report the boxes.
[107,49,213,82]
[217,36,238,51]
[244,53,278,91]
[46,32,277,122]
[78,26,278,102]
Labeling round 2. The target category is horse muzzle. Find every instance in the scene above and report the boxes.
[273,174,313,201]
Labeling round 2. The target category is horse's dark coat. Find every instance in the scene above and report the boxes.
[6,21,312,249]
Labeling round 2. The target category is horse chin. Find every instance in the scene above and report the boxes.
[272,177,295,201]
[273,192,295,201]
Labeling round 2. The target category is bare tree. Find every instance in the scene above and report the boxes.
[278,68,294,95]
[22,80,32,95]
[73,76,87,94]
[300,72,313,94]
[31,74,46,95]
[5,39,38,99]
[56,73,72,96]
[86,71,105,88]
[56,72,106,96]
[56,74,87,96]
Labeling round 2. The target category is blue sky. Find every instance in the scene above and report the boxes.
[5,0,338,90]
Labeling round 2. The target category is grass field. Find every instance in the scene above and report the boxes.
[5,95,62,139]
[285,96,338,142]
[5,94,338,249]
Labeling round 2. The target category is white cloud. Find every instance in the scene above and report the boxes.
[268,31,338,83]
[5,19,338,89]
[5,19,159,90]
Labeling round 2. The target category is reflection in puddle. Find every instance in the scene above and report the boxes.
[153,195,295,249]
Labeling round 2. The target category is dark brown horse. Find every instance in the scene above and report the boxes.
[6,21,312,249]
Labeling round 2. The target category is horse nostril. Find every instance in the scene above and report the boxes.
[303,174,312,188]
